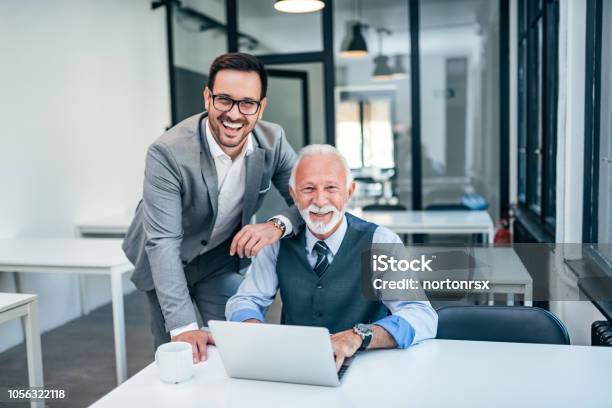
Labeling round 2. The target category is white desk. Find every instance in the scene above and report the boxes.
[76,211,495,242]
[75,214,133,316]
[76,214,133,237]
[467,247,532,306]
[90,339,612,408]
[0,293,44,408]
[353,209,496,244]
[0,239,134,385]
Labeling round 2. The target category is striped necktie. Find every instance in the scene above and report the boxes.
[313,240,330,277]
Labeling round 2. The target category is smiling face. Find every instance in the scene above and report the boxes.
[289,154,356,240]
[204,69,267,157]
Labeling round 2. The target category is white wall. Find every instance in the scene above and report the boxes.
[420,55,447,165]
[0,0,170,352]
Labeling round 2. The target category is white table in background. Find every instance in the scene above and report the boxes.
[76,214,133,238]
[353,209,496,244]
[470,247,533,306]
[75,214,133,316]
[90,339,612,408]
[353,209,523,304]
[0,293,44,408]
[0,239,134,385]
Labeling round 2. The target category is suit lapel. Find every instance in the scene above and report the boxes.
[198,114,219,221]
[242,132,265,226]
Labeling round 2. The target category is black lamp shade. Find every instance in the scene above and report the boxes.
[340,22,368,57]
[373,55,394,80]
[393,55,408,79]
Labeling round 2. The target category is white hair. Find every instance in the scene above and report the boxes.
[289,144,353,190]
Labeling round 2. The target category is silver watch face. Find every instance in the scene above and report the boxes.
[355,323,373,336]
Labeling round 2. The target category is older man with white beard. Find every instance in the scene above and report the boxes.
[225,144,437,369]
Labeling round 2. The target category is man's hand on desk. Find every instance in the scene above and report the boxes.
[230,221,283,258]
[330,330,363,372]
[172,330,215,364]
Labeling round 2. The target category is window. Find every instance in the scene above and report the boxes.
[516,0,559,239]
[583,0,612,274]
[336,91,395,170]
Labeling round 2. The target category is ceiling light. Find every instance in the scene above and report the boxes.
[372,28,393,80]
[274,0,325,13]
[340,22,368,58]
[373,55,394,80]
[392,55,408,79]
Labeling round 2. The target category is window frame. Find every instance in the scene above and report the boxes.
[583,0,612,272]
[515,0,559,241]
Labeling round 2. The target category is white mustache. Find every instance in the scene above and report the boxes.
[300,204,344,235]
[307,204,338,215]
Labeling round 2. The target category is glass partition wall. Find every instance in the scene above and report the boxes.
[160,0,507,220]
[169,0,228,122]
[334,0,413,209]
[419,0,501,221]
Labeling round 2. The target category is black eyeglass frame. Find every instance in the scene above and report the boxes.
[209,92,263,115]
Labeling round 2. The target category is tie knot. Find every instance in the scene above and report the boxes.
[314,240,330,256]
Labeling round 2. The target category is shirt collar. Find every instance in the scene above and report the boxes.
[305,214,348,256]
[205,118,254,159]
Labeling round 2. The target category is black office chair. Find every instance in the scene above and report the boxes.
[362,203,407,211]
[436,306,570,345]
[425,203,470,211]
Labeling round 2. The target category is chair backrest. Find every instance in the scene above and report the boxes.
[436,306,570,345]
[425,203,469,211]
[362,203,407,211]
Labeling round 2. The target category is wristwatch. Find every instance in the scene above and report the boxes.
[353,323,373,351]
[269,217,287,235]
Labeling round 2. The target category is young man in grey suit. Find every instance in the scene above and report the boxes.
[122,53,302,363]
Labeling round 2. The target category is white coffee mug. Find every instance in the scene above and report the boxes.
[155,341,194,384]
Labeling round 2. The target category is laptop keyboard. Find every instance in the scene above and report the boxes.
[337,356,354,380]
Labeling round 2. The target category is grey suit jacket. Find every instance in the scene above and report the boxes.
[122,112,302,331]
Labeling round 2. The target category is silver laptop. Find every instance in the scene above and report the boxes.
[208,320,354,387]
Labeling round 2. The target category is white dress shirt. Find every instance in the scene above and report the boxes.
[199,120,253,255]
[170,120,292,337]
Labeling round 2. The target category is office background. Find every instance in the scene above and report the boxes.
[0,0,610,369]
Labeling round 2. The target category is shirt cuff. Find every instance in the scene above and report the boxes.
[373,315,415,349]
[230,308,266,323]
[269,215,293,237]
[169,322,199,338]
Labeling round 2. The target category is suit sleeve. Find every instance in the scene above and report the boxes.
[142,143,197,332]
[271,127,304,235]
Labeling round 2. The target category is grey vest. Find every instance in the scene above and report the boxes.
[276,213,388,334]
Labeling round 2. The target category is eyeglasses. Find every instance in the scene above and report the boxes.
[210,92,262,115]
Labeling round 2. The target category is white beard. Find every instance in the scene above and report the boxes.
[299,204,345,235]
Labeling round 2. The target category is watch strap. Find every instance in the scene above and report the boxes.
[269,217,286,234]
[354,324,373,351]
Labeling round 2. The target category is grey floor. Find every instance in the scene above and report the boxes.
[0,291,154,408]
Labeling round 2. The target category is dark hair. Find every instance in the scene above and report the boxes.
[207,52,268,99]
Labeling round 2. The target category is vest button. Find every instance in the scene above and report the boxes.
[201,240,207,246]
[315,311,323,318]
[316,284,323,289]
